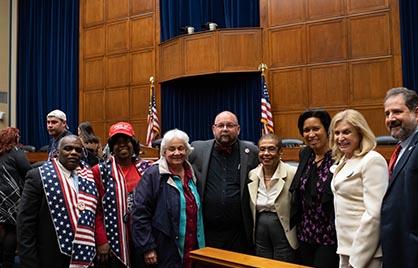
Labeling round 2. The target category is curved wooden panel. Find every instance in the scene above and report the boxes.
[219,30,262,71]
[184,33,218,75]
[159,28,262,82]
[160,39,183,81]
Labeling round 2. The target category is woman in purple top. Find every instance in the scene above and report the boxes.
[289,109,338,268]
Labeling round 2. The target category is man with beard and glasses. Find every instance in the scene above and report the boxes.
[381,87,418,268]
[18,135,98,268]
[189,111,259,254]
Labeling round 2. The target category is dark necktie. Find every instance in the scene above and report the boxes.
[388,144,401,177]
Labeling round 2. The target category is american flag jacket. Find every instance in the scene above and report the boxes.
[39,159,98,267]
[98,156,151,267]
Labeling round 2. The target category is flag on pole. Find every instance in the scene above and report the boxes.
[145,77,160,147]
[260,75,274,135]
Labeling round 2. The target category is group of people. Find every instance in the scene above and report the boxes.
[0,86,416,268]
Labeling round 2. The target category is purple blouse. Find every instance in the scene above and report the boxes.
[297,151,337,245]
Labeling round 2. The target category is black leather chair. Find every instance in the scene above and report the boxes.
[281,138,304,148]
[376,135,398,145]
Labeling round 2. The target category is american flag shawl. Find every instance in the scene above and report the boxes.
[39,159,98,268]
[99,156,151,267]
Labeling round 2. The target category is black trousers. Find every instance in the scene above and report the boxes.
[1,223,17,268]
[297,240,339,268]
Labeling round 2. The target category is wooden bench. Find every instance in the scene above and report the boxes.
[190,247,309,268]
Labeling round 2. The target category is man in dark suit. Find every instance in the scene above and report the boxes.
[18,135,98,268]
[189,111,258,254]
[381,87,418,268]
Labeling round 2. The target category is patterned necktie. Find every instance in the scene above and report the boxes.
[388,144,401,177]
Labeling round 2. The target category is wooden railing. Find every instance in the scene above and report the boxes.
[190,247,308,268]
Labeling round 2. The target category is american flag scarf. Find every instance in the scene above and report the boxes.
[39,159,98,267]
[99,156,151,267]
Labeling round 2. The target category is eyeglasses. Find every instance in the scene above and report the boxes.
[214,123,238,129]
[259,146,279,153]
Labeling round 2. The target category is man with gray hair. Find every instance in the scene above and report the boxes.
[46,109,71,159]
[381,87,418,268]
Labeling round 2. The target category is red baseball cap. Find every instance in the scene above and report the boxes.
[108,122,135,140]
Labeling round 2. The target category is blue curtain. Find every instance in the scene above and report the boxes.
[17,0,79,149]
[160,0,259,41]
[162,73,262,143]
[399,0,418,92]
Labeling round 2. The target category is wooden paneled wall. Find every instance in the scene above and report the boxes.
[260,0,402,139]
[79,0,159,143]
[80,0,402,142]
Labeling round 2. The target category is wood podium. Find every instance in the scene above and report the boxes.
[190,247,309,268]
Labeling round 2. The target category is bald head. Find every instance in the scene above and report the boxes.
[212,111,240,146]
[58,135,83,171]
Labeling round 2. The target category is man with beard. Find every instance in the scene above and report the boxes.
[189,111,258,254]
[381,87,418,268]
[46,109,72,159]
[18,135,98,267]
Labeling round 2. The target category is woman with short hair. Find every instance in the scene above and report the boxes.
[248,133,298,262]
[132,129,205,268]
[330,109,388,268]
[289,109,338,267]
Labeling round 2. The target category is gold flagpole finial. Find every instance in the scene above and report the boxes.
[149,76,155,85]
[258,63,268,76]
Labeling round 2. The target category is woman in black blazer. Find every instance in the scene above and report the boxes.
[289,109,338,268]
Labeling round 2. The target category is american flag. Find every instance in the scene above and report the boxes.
[261,76,274,135]
[145,81,160,147]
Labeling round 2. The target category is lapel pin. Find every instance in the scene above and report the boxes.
[245,148,250,154]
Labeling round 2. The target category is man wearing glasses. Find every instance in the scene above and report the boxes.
[189,111,259,254]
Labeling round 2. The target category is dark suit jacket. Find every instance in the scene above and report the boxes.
[189,139,259,249]
[17,168,70,268]
[289,146,334,230]
[381,130,418,268]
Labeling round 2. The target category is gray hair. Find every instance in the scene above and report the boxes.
[385,87,418,111]
[58,135,80,149]
[160,129,194,157]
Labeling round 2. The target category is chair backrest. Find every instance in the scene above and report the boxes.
[281,138,304,148]
[376,135,397,145]
[21,145,36,152]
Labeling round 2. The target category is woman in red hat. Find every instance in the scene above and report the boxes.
[93,122,152,268]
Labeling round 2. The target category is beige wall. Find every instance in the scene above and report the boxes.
[0,0,10,128]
